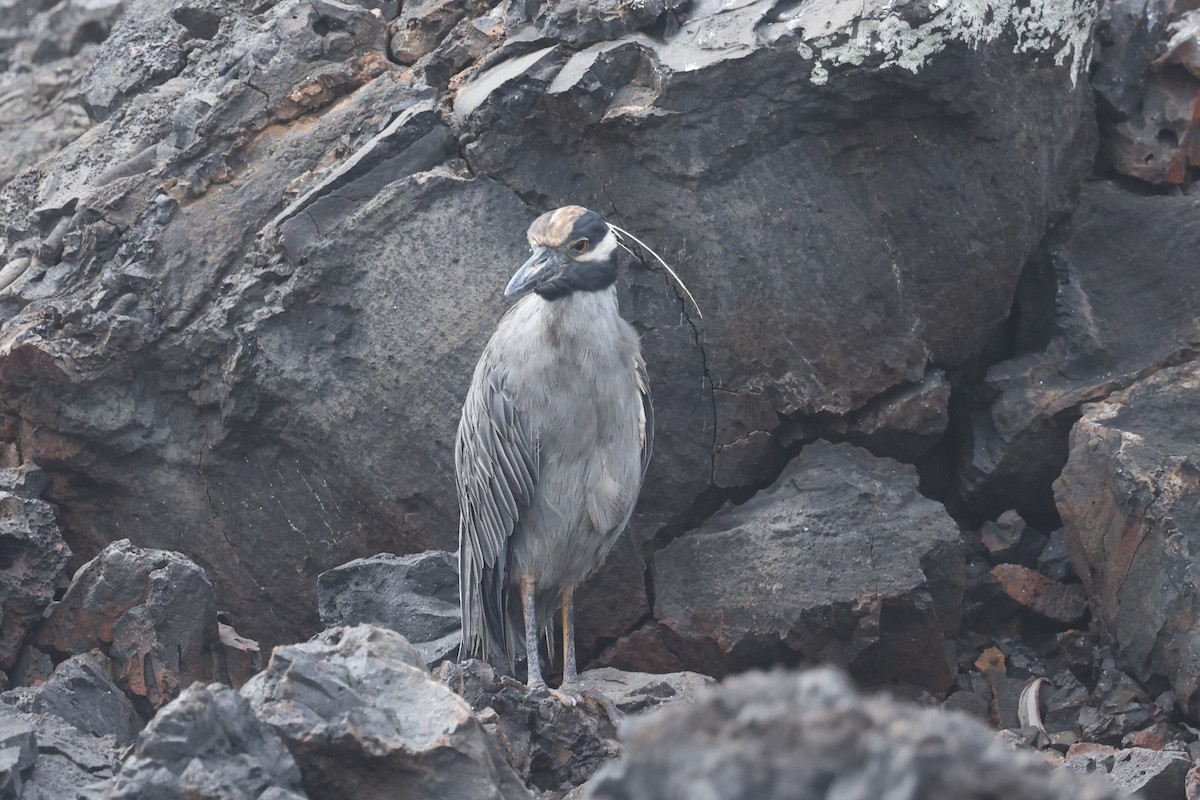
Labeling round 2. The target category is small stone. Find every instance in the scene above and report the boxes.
[217,622,262,689]
[1124,721,1175,751]
[1185,764,1200,800]
[988,564,1088,625]
[1037,528,1073,580]
[980,510,1044,566]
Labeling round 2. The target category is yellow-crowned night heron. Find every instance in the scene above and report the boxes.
[456,205,653,694]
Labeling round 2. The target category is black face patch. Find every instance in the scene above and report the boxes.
[568,211,610,249]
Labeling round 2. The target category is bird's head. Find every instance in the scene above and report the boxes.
[505,206,619,301]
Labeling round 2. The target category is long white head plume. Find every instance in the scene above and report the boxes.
[608,223,704,320]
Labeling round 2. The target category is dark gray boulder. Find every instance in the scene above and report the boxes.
[1055,359,1200,717]
[958,181,1200,524]
[653,441,965,691]
[243,625,530,800]
[84,682,306,800]
[317,550,461,668]
[0,704,119,800]
[0,467,69,668]
[1,652,142,746]
[582,668,1126,800]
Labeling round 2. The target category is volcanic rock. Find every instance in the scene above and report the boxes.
[84,682,306,800]
[0,704,119,799]
[959,181,1200,524]
[1056,360,1200,717]
[317,550,461,668]
[575,667,714,715]
[979,510,1046,566]
[836,368,952,460]
[653,441,965,692]
[2,652,141,746]
[582,668,1125,800]
[1065,746,1192,799]
[438,658,621,797]
[0,0,1096,648]
[34,539,221,714]
[986,564,1088,626]
[243,625,530,800]
[0,469,70,668]
[0,0,127,187]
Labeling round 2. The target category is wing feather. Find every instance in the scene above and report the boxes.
[635,353,654,484]
[456,367,538,669]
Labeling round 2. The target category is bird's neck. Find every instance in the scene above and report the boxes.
[520,285,622,347]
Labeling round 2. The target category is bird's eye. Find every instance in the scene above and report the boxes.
[571,239,590,253]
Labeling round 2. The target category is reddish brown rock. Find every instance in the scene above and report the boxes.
[1055,361,1200,716]
[34,539,221,713]
[988,564,1088,625]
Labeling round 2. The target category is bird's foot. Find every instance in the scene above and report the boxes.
[545,685,579,708]
[517,677,579,707]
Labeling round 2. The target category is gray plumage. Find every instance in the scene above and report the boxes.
[456,206,652,689]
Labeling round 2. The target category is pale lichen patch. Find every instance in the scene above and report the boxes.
[793,0,1098,87]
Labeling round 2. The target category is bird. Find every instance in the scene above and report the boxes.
[456,205,653,696]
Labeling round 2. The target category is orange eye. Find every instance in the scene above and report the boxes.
[571,238,590,253]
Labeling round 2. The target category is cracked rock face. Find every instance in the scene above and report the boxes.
[958,181,1200,525]
[1055,360,1200,718]
[0,0,1098,649]
[653,441,965,691]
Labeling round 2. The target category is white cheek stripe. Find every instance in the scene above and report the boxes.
[576,229,619,262]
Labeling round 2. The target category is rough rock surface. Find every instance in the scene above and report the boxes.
[0,0,1098,648]
[582,668,1125,800]
[243,625,530,800]
[317,550,460,667]
[0,703,119,799]
[959,181,1200,524]
[1,652,142,746]
[84,682,306,800]
[1064,745,1193,799]
[1091,0,1200,184]
[0,467,70,668]
[654,441,964,690]
[0,0,127,186]
[1055,360,1200,717]
[438,659,621,797]
[33,539,221,714]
